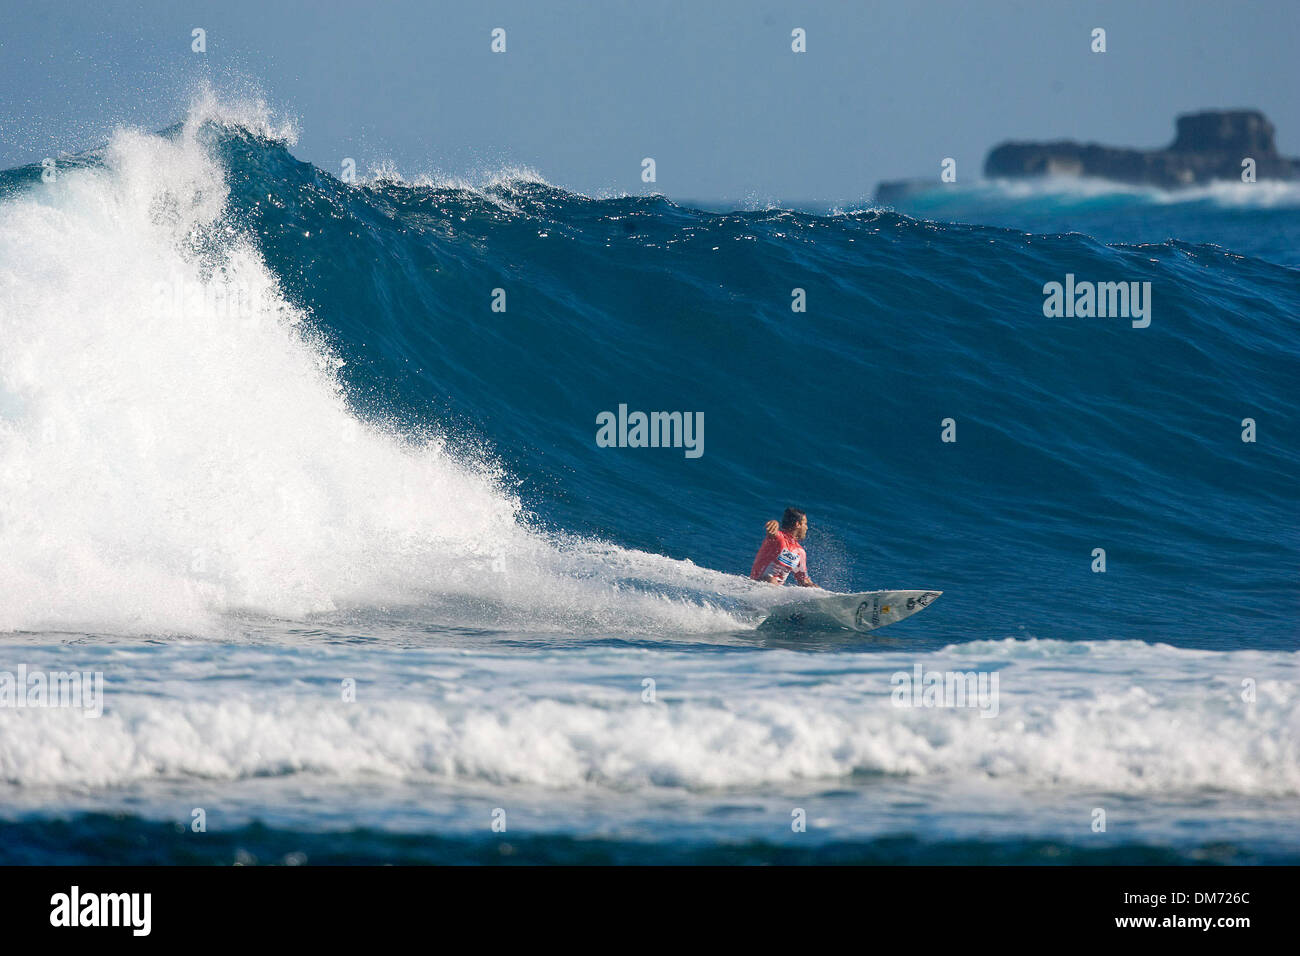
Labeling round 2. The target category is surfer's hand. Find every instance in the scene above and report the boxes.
[764,520,779,537]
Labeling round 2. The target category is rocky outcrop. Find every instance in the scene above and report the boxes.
[982,110,1299,187]
[872,179,938,204]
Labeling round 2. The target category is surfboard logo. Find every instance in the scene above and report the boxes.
[854,596,882,628]
[906,592,940,611]
[854,600,871,628]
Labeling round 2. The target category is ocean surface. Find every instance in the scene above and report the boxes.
[1,95,1296,864]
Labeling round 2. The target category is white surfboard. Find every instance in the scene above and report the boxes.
[757,589,942,632]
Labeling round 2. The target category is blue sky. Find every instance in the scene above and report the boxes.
[2,0,1297,204]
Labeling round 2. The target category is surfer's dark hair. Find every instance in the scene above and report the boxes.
[780,507,806,531]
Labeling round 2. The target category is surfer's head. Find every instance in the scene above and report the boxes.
[780,508,808,541]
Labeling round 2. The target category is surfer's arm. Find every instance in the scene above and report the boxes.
[764,520,779,537]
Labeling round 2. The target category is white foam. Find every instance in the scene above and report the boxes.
[1,639,1295,796]
[357,160,558,218]
[361,161,550,191]
[183,83,300,146]
[966,175,1300,209]
[0,96,750,636]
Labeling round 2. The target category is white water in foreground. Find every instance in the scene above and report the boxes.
[2,633,1297,851]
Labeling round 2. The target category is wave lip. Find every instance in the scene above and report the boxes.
[0,92,525,635]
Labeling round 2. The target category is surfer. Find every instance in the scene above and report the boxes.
[750,508,817,587]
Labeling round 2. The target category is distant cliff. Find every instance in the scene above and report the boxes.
[874,110,1299,202]
[983,110,1299,187]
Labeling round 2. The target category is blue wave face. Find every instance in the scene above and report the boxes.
[201,127,1300,649]
[0,112,1295,648]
